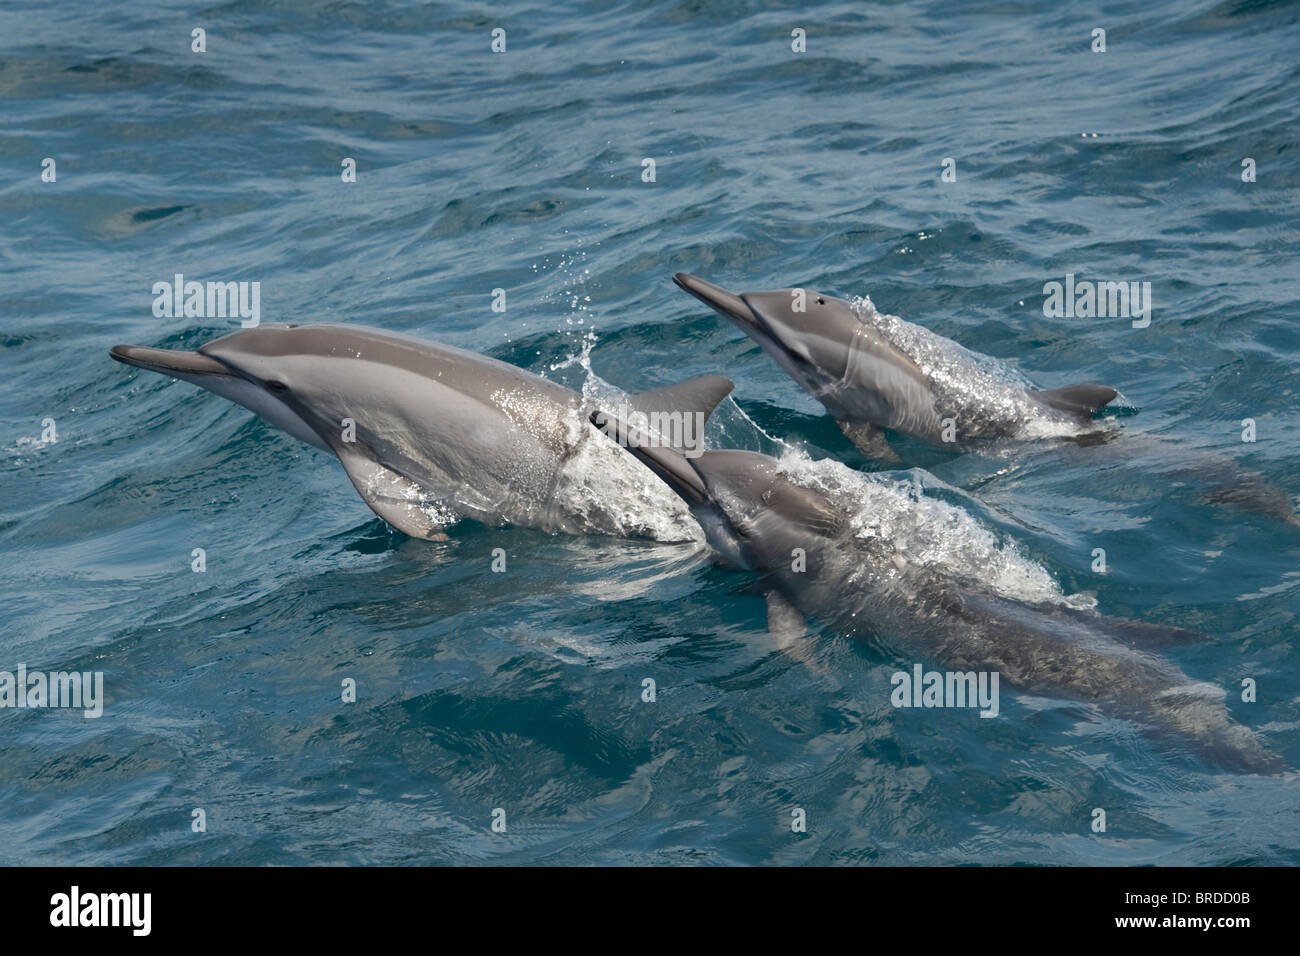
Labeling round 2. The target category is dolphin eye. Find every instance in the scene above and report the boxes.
[267,380,288,393]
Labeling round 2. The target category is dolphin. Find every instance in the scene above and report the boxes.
[673,273,1118,461]
[674,273,1300,525]
[110,323,733,541]
[593,409,1281,774]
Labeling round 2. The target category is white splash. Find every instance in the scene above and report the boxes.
[774,449,1095,609]
[849,294,1110,441]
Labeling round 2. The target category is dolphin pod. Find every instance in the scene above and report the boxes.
[111,279,1284,773]
[111,323,732,542]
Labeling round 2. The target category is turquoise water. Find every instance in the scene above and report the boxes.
[2,0,1298,864]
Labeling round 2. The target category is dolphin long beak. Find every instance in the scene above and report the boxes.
[589,410,708,506]
[672,273,760,333]
[110,344,232,378]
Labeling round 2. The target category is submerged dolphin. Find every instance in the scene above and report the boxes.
[674,273,1118,461]
[110,324,733,541]
[593,410,1280,774]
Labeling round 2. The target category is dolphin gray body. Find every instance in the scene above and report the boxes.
[675,273,1300,524]
[674,273,1118,461]
[593,410,1280,774]
[111,323,733,541]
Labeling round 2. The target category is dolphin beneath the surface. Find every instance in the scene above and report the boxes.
[110,323,733,541]
[593,409,1281,774]
[673,272,1118,461]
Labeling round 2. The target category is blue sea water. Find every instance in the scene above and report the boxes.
[2,0,1299,865]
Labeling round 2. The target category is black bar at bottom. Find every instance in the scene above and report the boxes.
[0,865,1280,941]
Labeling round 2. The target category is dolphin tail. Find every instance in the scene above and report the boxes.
[1029,383,1118,420]
[1147,684,1284,775]
[1203,479,1300,527]
[625,375,734,456]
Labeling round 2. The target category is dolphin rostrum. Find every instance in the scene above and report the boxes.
[594,409,1280,774]
[673,273,1118,461]
[110,323,733,541]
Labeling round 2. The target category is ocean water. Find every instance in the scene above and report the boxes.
[2,0,1299,865]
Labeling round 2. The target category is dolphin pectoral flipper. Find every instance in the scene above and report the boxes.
[838,420,900,462]
[336,449,449,541]
[1029,384,1118,419]
[626,375,734,455]
[765,590,835,676]
[766,591,807,646]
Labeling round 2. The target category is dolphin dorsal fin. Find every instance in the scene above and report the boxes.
[1028,383,1118,419]
[626,375,734,455]
[628,374,734,420]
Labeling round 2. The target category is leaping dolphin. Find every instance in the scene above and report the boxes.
[110,323,733,541]
[592,409,1281,774]
[673,273,1118,461]
[674,273,1299,525]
